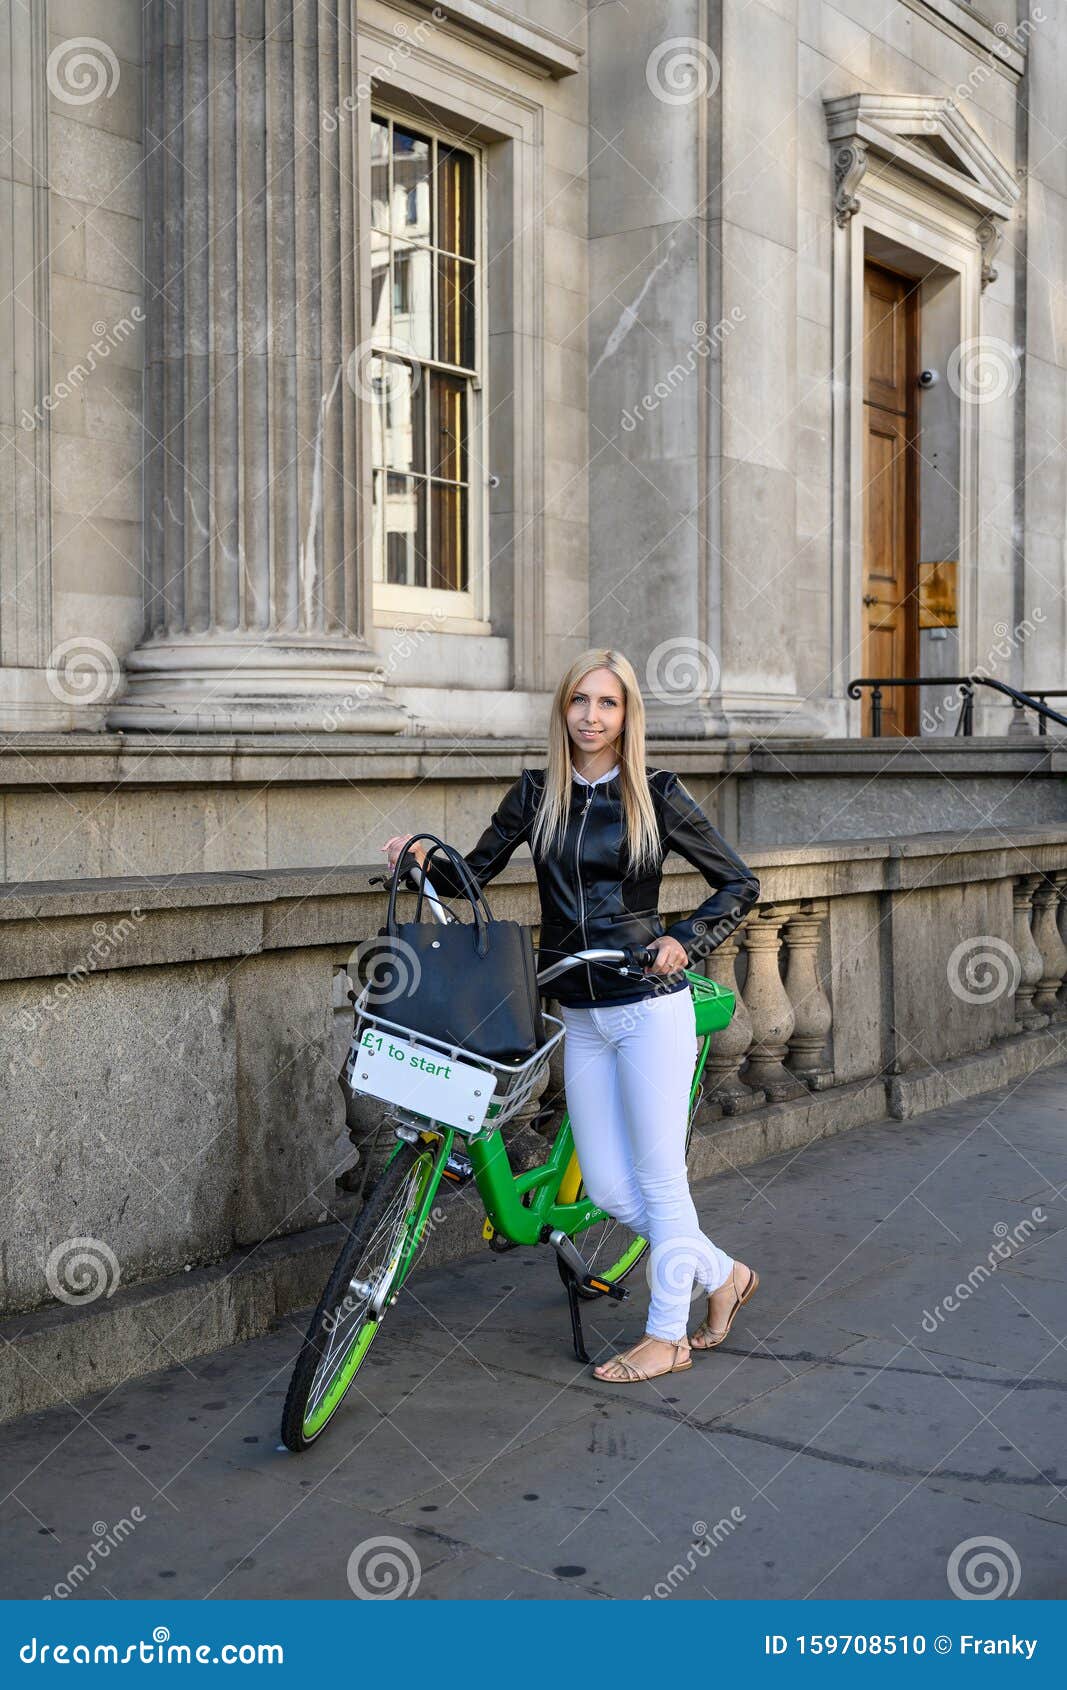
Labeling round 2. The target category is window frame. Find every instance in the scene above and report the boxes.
[368,104,489,625]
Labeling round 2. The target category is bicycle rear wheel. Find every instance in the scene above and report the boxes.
[281,1139,437,1451]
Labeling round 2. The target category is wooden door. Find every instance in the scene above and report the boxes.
[862,263,920,735]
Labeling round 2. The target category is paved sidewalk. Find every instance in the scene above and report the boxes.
[2,1065,1066,1601]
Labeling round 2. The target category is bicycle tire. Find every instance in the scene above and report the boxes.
[280,1139,437,1452]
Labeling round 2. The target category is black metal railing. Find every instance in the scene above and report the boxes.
[846,676,1067,737]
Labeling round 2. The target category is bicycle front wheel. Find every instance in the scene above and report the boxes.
[281,1139,438,1451]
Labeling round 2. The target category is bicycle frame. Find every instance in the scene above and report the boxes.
[362,860,729,1289]
[380,978,717,1288]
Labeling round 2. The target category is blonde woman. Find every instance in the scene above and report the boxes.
[382,649,761,1384]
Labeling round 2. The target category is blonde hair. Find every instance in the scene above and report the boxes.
[529,648,661,874]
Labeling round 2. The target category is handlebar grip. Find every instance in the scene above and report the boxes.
[622,944,657,971]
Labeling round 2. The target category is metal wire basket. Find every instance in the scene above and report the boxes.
[344,987,565,1140]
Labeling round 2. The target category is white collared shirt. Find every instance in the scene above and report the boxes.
[572,763,620,786]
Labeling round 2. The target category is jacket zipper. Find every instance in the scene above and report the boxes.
[574,782,595,998]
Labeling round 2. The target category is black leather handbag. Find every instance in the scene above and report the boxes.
[362,833,545,1063]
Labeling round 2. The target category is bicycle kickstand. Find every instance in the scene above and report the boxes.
[561,1262,591,1364]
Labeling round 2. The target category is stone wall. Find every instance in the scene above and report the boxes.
[4,822,1067,1418]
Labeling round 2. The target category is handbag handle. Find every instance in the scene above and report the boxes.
[386,832,492,958]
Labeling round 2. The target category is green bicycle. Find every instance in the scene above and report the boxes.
[280,874,734,1452]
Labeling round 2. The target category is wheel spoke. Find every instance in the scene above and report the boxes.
[303,1158,426,1424]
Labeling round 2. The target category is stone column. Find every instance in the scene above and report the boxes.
[783,903,833,1088]
[586,2,819,740]
[1032,873,1067,1019]
[701,929,765,1115]
[741,906,806,1102]
[1012,874,1047,1032]
[109,0,406,732]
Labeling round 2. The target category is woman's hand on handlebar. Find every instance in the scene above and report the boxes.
[643,935,689,978]
[381,835,427,873]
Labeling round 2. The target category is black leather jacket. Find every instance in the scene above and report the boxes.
[412,766,760,1008]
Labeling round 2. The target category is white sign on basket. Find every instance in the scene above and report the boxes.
[346,1026,495,1133]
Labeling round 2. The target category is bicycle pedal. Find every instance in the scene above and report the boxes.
[441,1149,474,1185]
[580,1273,630,1301]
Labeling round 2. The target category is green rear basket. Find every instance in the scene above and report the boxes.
[685,971,735,1036]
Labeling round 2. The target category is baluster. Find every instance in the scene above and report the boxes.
[1012,875,1047,1031]
[1056,872,1067,1016]
[784,902,834,1088]
[741,907,807,1101]
[1031,874,1067,1017]
[701,925,766,1115]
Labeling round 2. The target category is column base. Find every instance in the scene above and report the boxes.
[0,664,119,733]
[106,639,411,735]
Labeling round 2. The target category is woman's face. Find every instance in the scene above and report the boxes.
[565,667,626,759]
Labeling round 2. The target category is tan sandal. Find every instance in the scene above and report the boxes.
[592,1334,693,1383]
[690,1264,759,1351]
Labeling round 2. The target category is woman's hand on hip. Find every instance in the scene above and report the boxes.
[644,935,689,977]
[381,835,427,872]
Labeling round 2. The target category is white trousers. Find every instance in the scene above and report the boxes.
[559,988,734,1342]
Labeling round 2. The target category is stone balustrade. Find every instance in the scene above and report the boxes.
[3,824,1067,1419]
